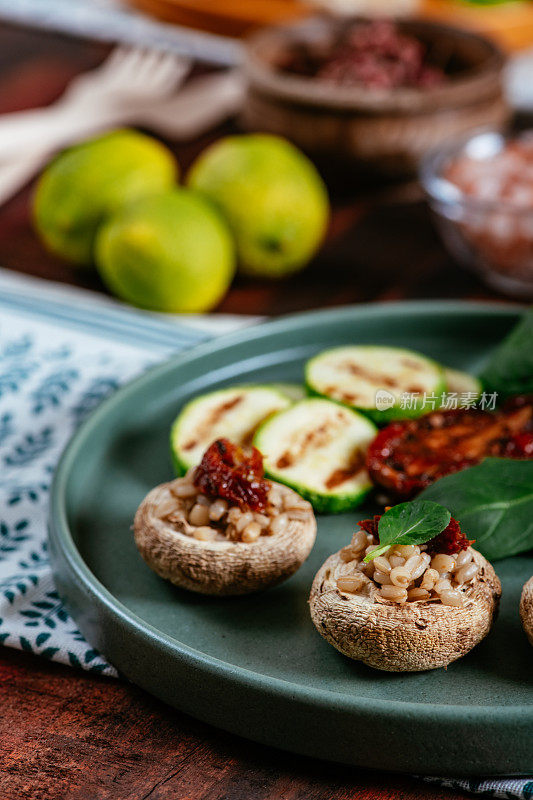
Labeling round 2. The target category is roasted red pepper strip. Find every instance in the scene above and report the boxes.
[193,438,269,511]
[367,397,533,500]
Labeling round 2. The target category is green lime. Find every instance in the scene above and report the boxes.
[95,188,235,313]
[187,134,329,279]
[33,129,177,266]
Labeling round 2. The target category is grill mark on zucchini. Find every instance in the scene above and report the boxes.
[325,449,366,489]
[342,361,398,389]
[402,358,424,369]
[275,414,347,470]
[341,363,425,395]
[182,395,244,451]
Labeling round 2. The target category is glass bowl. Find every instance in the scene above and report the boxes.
[420,130,533,298]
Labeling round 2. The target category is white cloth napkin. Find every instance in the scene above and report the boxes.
[0,269,530,798]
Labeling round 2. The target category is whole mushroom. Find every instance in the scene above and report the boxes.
[310,542,501,672]
[520,576,533,646]
[135,477,316,596]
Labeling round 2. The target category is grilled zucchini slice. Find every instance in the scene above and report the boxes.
[305,345,446,424]
[443,367,482,399]
[171,385,292,474]
[254,398,377,513]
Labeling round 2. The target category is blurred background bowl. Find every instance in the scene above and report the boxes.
[242,16,509,174]
[421,129,533,299]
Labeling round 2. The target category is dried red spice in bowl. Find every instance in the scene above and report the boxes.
[279,19,447,90]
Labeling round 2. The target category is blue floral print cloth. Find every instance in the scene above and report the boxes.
[0,271,212,676]
[0,270,530,798]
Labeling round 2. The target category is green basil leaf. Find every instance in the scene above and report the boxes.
[480,307,533,398]
[420,458,533,562]
[364,500,451,562]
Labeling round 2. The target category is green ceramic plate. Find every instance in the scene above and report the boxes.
[49,302,533,777]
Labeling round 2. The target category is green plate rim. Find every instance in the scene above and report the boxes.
[48,300,531,728]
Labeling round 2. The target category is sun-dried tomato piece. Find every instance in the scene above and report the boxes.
[357,513,472,556]
[426,517,474,556]
[501,396,533,457]
[508,431,533,458]
[502,394,533,412]
[193,438,269,511]
[367,398,533,500]
[358,515,381,540]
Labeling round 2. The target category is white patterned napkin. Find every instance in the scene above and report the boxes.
[0,269,250,676]
[0,270,530,797]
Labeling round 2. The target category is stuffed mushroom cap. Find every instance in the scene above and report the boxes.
[520,576,533,646]
[134,478,317,595]
[309,547,501,672]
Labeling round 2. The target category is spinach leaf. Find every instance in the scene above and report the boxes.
[420,458,533,561]
[364,500,451,562]
[480,307,533,398]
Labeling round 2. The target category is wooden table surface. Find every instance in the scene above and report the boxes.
[0,21,513,800]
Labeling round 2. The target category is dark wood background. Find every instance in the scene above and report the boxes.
[0,20,517,800]
[0,24,505,316]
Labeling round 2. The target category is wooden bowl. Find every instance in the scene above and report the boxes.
[242,17,510,173]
